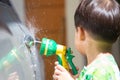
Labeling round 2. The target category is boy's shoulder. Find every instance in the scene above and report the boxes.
[78,54,120,80]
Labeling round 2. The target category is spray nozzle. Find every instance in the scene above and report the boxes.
[24,35,42,47]
[24,35,34,47]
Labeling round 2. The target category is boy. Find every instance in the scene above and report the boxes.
[53,0,120,80]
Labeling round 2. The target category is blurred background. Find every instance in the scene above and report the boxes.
[8,0,120,80]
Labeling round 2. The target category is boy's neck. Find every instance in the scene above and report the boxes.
[86,39,112,65]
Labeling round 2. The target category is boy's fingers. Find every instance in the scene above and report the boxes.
[54,68,62,75]
[53,68,61,80]
[53,74,59,80]
[55,64,67,72]
[73,74,79,79]
[55,61,59,66]
[55,61,66,72]
[76,66,79,71]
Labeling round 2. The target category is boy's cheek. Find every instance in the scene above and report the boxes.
[75,31,84,54]
[75,34,80,51]
[74,36,78,49]
[75,39,85,55]
[75,39,80,52]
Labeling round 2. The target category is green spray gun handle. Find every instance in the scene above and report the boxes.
[66,48,78,75]
[56,45,70,71]
[57,55,70,71]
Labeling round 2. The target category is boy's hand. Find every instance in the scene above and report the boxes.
[53,61,75,80]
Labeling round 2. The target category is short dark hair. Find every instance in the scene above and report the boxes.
[74,0,120,43]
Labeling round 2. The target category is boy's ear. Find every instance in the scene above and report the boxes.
[77,27,85,41]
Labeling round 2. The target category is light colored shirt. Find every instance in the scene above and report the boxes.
[77,53,120,80]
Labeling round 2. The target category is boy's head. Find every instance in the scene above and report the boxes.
[74,0,120,54]
[74,0,120,43]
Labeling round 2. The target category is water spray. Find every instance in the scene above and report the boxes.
[24,35,78,75]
